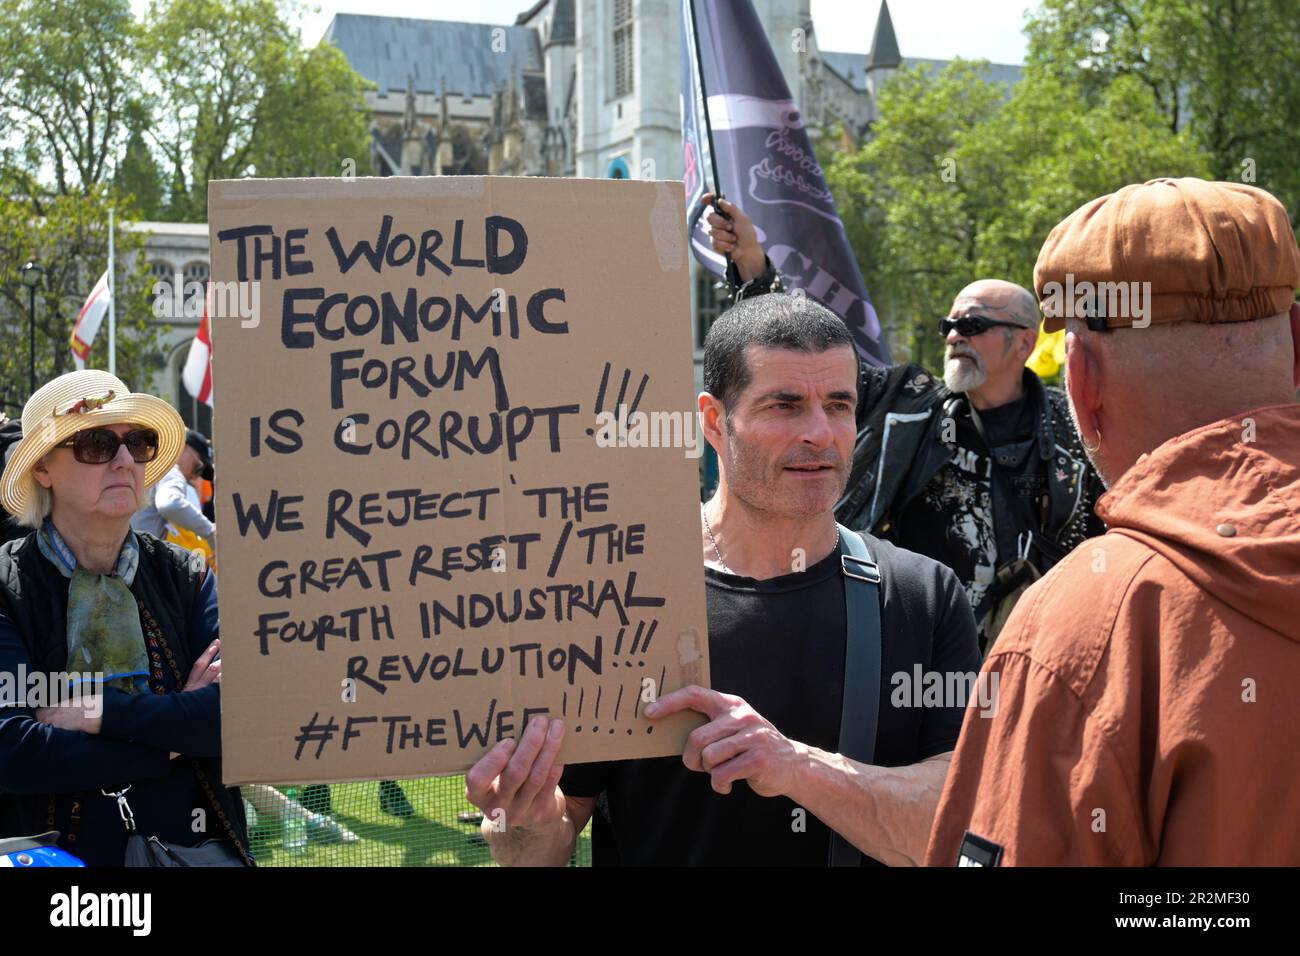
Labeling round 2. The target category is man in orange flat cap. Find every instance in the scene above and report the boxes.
[927,178,1300,865]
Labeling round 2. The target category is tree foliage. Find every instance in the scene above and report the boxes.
[0,0,142,204]
[0,187,158,412]
[825,9,1256,371]
[141,0,374,220]
[0,0,374,406]
[1024,0,1300,223]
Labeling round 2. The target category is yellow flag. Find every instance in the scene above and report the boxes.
[166,524,216,572]
[1027,321,1066,379]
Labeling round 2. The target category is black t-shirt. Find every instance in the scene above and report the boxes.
[979,394,1034,447]
[894,395,1045,628]
[559,532,980,866]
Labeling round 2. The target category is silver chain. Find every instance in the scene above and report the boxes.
[701,502,838,574]
[701,502,732,573]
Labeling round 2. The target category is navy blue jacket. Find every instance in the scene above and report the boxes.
[0,532,250,866]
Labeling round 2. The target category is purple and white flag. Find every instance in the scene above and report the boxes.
[681,0,889,365]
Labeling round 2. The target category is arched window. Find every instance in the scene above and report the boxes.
[612,0,634,98]
[182,261,209,284]
[177,261,210,319]
[147,260,175,313]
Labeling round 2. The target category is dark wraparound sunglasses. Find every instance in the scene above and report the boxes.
[56,427,160,465]
[939,315,1027,338]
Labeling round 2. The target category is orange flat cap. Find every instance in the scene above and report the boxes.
[1034,178,1300,332]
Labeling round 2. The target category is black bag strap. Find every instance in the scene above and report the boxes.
[136,602,254,866]
[829,524,882,867]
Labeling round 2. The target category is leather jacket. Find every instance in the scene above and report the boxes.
[835,362,1106,573]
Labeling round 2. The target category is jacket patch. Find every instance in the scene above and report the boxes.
[904,372,933,394]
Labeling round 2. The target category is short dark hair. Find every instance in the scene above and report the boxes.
[703,294,858,414]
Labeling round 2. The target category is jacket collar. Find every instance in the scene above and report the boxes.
[1024,369,1058,460]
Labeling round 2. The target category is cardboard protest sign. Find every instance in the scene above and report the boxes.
[207,176,710,784]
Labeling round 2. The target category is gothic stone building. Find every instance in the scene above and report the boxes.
[323,1,1021,363]
[142,1,1020,424]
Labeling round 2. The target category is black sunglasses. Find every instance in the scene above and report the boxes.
[939,315,1027,338]
[56,427,160,465]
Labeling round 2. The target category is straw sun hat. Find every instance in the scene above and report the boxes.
[0,369,186,521]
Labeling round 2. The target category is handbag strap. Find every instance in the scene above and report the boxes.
[138,601,254,867]
[829,524,882,868]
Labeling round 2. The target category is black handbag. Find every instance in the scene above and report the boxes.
[124,835,245,867]
[105,783,246,868]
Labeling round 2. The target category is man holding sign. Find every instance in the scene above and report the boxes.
[468,294,981,866]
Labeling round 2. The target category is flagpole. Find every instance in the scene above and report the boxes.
[688,0,724,204]
[107,206,116,375]
[687,0,733,279]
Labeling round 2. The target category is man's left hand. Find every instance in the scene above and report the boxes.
[645,685,805,797]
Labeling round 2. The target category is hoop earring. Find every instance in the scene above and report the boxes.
[1081,429,1102,454]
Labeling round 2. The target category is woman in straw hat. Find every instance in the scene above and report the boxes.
[0,370,251,866]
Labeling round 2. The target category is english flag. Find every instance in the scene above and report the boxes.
[182,305,213,407]
[70,271,110,370]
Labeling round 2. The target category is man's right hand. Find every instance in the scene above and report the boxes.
[465,715,581,865]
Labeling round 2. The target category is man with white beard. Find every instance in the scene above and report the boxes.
[707,199,1105,653]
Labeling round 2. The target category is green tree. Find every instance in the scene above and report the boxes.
[114,105,166,220]
[0,187,161,410]
[969,71,1212,287]
[0,0,143,202]
[0,0,375,410]
[826,62,1009,371]
[141,0,374,221]
[1024,0,1300,229]
[249,40,378,180]
[826,59,1211,372]
[0,1,159,407]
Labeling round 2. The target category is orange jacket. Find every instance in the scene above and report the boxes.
[927,403,1300,865]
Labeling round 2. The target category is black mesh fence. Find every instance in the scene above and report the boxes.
[241,777,592,866]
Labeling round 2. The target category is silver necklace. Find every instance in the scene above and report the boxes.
[701,502,732,572]
[701,503,838,574]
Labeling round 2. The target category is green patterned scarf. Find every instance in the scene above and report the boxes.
[36,519,150,695]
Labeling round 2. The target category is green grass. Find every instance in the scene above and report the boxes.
[246,777,592,867]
